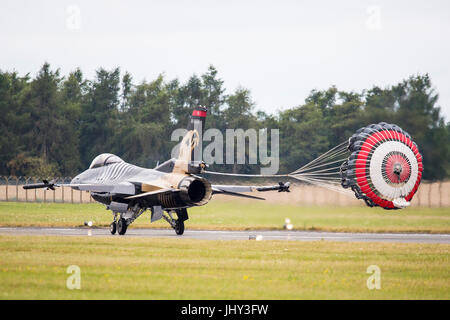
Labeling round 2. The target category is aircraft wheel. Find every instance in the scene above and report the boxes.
[110,222,117,235]
[174,220,184,235]
[117,218,128,235]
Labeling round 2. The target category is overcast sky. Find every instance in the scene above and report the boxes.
[1,0,449,120]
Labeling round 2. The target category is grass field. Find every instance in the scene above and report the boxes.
[0,235,448,299]
[0,201,449,233]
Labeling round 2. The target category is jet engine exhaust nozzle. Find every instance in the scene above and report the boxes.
[178,176,212,206]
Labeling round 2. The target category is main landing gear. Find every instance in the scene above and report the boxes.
[174,219,185,235]
[109,218,127,235]
[110,216,130,235]
[162,208,188,235]
[109,206,189,236]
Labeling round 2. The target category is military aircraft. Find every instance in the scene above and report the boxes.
[23,106,290,235]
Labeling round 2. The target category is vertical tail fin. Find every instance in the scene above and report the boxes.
[174,106,207,173]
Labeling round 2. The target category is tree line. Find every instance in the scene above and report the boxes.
[0,63,448,180]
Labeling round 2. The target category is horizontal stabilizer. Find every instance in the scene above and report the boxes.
[212,182,290,194]
[212,187,265,200]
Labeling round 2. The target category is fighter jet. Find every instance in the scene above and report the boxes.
[23,106,290,235]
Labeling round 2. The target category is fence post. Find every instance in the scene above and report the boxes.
[43,177,46,203]
[417,184,421,207]
[5,176,9,201]
[15,176,20,202]
[53,178,56,203]
[428,182,432,208]
[25,177,31,202]
[311,186,315,205]
[33,178,37,201]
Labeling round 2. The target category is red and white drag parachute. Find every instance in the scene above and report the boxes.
[340,122,423,209]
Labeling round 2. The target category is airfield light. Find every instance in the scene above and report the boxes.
[284,218,293,230]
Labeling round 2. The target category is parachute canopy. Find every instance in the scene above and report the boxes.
[340,122,423,209]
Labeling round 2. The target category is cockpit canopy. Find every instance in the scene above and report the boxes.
[89,153,124,169]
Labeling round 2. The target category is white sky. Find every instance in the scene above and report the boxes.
[1,0,449,120]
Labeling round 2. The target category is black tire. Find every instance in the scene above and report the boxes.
[117,218,128,235]
[174,219,184,235]
[110,222,117,235]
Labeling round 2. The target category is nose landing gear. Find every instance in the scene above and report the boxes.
[109,205,145,236]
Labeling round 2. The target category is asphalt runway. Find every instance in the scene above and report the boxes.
[0,227,449,243]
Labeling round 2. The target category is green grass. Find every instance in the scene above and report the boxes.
[0,201,449,233]
[0,235,448,299]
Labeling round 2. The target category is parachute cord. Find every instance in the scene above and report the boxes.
[291,142,348,173]
[290,176,342,184]
[203,171,289,178]
[290,175,353,195]
[290,152,348,173]
[291,143,346,172]
[291,158,348,174]
[291,165,343,175]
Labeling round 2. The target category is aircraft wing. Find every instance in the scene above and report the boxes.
[211,182,290,200]
[73,182,136,194]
